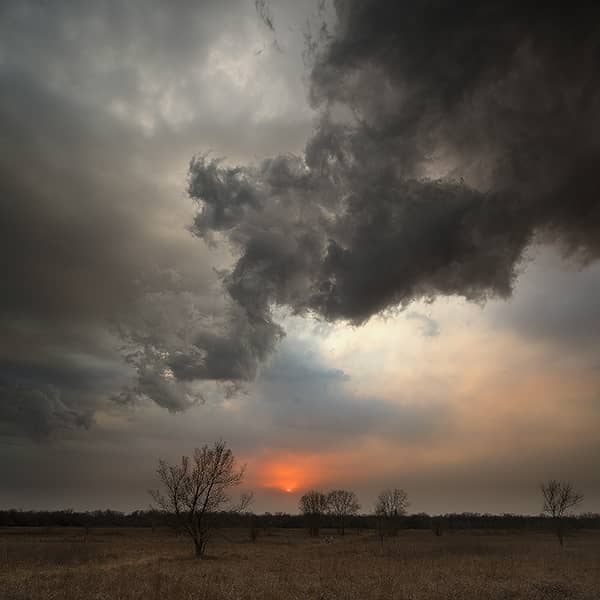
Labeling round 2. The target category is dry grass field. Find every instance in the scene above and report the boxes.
[1,527,599,599]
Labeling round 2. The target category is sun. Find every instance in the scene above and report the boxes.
[258,457,316,495]
[276,476,299,494]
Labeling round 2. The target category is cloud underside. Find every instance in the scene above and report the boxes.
[186,0,600,380]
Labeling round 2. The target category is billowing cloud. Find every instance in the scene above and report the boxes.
[188,0,600,380]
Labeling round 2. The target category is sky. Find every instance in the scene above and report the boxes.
[1,0,600,515]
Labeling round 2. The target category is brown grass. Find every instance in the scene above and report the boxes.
[1,527,599,599]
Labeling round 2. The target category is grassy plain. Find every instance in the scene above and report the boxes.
[1,527,599,599]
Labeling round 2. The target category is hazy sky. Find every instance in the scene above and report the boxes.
[1,0,600,515]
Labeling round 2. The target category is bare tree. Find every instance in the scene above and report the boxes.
[150,440,252,558]
[299,490,329,537]
[327,489,360,535]
[248,513,260,543]
[431,515,445,537]
[375,488,409,537]
[541,480,584,547]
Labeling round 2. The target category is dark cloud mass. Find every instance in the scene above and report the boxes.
[188,0,600,376]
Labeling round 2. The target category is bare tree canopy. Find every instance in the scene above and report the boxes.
[541,480,584,518]
[327,489,360,535]
[299,490,329,537]
[299,490,329,515]
[150,440,251,558]
[375,488,409,538]
[375,488,409,518]
[541,480,584,547]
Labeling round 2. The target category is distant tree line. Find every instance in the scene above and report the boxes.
[2,509,599,532]
[0,509,163,528]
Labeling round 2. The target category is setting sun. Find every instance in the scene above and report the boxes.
[256,455,323,495]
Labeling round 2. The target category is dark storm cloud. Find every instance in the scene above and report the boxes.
[188,0,600,376]
[170,316,283,382]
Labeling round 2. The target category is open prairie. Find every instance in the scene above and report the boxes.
[1,528,599,599]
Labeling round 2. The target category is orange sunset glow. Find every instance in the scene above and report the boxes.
[256,455,324,494]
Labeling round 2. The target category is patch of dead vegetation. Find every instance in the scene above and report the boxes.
[1,528,599,599]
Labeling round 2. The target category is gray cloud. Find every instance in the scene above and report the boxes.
[0,0,314,434]
[0,65,217,426]
[0,382,93,439]
[188,1,600,378]
[255,0,276,33]
[490,249,600,350]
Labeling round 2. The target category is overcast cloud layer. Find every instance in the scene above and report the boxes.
[0,0,315,435]
[1,1,600,514]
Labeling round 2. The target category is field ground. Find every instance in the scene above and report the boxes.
[1,527,599,599]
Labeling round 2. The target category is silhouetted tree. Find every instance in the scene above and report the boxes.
[150,440,252,558]
[431,515,445,537]
[248,513,259,543]
[541,480,584,547]
[299,490,329,537]
[375,488,409,537]
[327,489,360,535]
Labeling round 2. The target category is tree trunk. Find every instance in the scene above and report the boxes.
[556,519,564,548]
[193,536,205,558]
